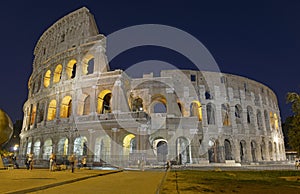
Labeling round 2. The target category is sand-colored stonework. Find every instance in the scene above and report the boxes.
[19,7,285,167]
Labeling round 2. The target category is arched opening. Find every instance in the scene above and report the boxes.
[82,55,94,75]
[251,141,257,162]
[123,134,136,156]
[94,136,111,162]
[66,59,77,79]
[53,64,62,84]
[247,106,253,124]
[264,110,270,131]
[26,141,32,155]
[205,91,211,99]
[190,101,202,121]
[261,140,266,160]
[97,90,112,114]
[257,110,263,130]
[30,105,36,125]
[274,113,279,130]
[206,103,215,125]
[131,97,143,112]
[43,138,53,160]
[268,141,273,160]
[208,139,220,163]
[57,138,69,156]
[60,96,72,118]
[33,140,41,158]
[83,95,90,115]
[150,94,167,114]
[153,102,167,113]
[44,70,51,88]
[269,112,275,130]
[235,104,243,124]
[47,100,57,121]
[157,140,168,162]
[74,136,88,156]
[37,102,45,123]
[273,142,277,161]
[224,139,232,160]
[177,102,182,114]
[222,104,230,126]
[176,137,190,164]
[240,140,246,163]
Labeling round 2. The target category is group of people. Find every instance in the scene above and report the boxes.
[49,153,87,173]
[25,153,33,170]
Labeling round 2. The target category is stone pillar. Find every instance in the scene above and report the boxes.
[39,140,44,160]
[91,86,97,114]
[88,129,95,159]
[167,131,176,162]
[95,46,109,73]
[111,80,130,113]
[55,92,61,120]
[43,102,48,126]
[111,128,120,164]
[246,140,252,163]
[190,133,201,164]
[257,142,262,162]
[68,136,75,155]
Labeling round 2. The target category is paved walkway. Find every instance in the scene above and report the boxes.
[0,168,166,194]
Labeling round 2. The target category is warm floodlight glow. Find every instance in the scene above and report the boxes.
[44,70,51,88]
[13,144,19,151]
[191,100,202,121]
[53,64,62,83]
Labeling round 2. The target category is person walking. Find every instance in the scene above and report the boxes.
[68,154,76,173]
[81,156,87,168]
[25,154,29,170]
[28,153,33,170]
[12,154,19,169]
[49,153,56,171]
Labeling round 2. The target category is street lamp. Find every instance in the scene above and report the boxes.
[13,144,19,152]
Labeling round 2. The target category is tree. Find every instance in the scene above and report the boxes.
[286,92,300,157]
[287,92,300,115]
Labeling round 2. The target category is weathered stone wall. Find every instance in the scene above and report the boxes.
[19,7,285,167]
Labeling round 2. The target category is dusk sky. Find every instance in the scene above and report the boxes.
[0,0,299,123]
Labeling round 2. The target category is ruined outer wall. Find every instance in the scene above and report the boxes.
[19,7,285,166]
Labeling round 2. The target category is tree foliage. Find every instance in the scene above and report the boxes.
[286,92,300,157]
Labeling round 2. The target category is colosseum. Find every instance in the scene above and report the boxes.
[19,7,286,167]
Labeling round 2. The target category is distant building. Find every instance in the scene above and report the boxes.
[19,7,286,167]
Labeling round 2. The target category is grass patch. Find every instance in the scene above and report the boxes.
[161,170,300,193]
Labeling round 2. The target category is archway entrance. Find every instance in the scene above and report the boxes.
[94,136,111,163]
[123,134,136,157]
[74,136,88,156]
[224,139,232,160]
[240,140,246,163]
[157,141,168,162]
[208,140,220,163]
[176,137,190,164]
[251,141,257,162]
[97,90,112,114]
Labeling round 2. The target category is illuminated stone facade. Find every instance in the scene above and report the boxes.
[19,7,286,167]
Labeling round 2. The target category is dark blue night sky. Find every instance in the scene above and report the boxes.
[0,0,299,123]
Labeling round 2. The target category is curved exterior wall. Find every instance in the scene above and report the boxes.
[20,7,286,167]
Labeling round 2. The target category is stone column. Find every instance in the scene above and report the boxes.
[88,129,95,161]
[91,86,97,114]
[246,140,252,163]
[111,128,120,164]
